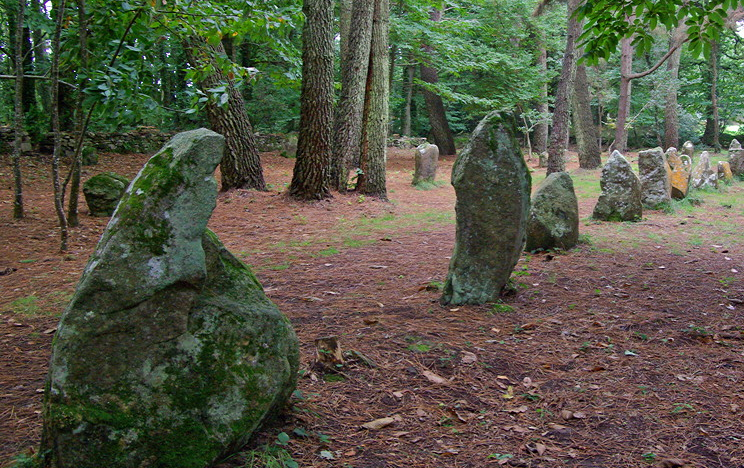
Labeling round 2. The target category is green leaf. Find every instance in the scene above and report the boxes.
[276,432,290,446]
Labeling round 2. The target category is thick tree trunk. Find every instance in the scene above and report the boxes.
[331,0,374,191]
[403,63,414,136]
[614,37,633,154]
[420,9,456,156]
[546,0,581,175]
[572,63,601,169]
[533,43,549,156]
[663,25,687,151]
[289,0,334,200]
[339,0,352,65]
[11,0,25,219]
[357,0,389,199]
[185,39,266,191]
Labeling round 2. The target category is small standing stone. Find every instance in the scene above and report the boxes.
[592,150,643,221]
[681,141,694,158]
[729,139,741,152]
[638,147,672,209]
[666,147,692,199]
[82,171,130,216]
[526,172,579,252]
[690,151,718,189]
[718,161,734,184]
[413,142,439,185]
[441,112,531,305]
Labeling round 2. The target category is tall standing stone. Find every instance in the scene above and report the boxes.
[441,112,531,305]
[42,129,299,468]
[638,147,672,209]
[690,150,718,189]
[666,147,691,199]
[592,150,643,221]
[413,142,439,185]
[526,172,579,252]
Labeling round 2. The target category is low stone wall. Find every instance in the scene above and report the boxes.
[0,127,298,156]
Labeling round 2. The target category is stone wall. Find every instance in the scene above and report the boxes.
[0,126,297,156]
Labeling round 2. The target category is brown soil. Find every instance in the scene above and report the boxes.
[1,147,743,468]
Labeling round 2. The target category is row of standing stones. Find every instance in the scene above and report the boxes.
[592,140,742,223]
[48,120,743,467]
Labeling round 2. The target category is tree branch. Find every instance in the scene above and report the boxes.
[0,74,77,88]
[627,37,688,80]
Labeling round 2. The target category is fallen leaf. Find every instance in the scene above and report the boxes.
[461,351,477,364]
[362,417,396,430]
[503,425,530,433]
[572,411,587,419]
[505,405,528,413]
[319,450,335,460]
[392,391,404,398]
[535,443,547,456]
[502,385,515,399]
[422,370,448,385]
[560,410,573,420]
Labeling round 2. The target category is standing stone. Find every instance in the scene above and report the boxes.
[666,147,691,199]
[729,148,744,176]
[638,147,672,209]
[690,151,718,189]
[729,139,741,152]
[413,142,439,185]
[526,172,579,252]
[592,150,643,221]
[441,112,531,305]
[718,161,734,184]
[681,141,694,158]
[42,129,299,468]
[81,146,98,166]
[82,172,130,216]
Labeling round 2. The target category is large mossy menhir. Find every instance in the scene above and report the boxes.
[42,129,300,468]
[441,112,531,305]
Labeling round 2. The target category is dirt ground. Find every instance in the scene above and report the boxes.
[1,145,743,468]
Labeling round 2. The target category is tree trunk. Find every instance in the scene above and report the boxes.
[357,0,389,199]
[331,0,374,191]
[184,39,266,191]
[614,36,633,154]
[572,63,601,169]
[11,0,25,219]
[289,0,334,200]
[339,0,352,65]
[663,25,688,151]
[420,9,456,156]
[533,43,549,156]
[403,62,414,136]
[546,0,581,175]
[710,41,721,152]
[50,0,68,252]
[30,0,50,117]
[67,0,89,227]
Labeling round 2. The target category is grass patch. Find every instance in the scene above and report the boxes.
[238,445,299,468]
[413,180,447,190]
[10,296,41,315]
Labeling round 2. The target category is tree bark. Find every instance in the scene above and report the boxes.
[663,25,688,150]
[710,41,721,152]
[533,43,549,156]
[331,0,374,191]
[546,0,581,175]
[289,0,334,200]
[420,9,456,156]
[184,39,266,191]
[67,0,89,227]
[30,0,50,117]
[357,0,389,199]
[403,62,414,136]
[11,0,25,219]
[50,0,68,251]
[614,36,633,154]
[572,63,601,169]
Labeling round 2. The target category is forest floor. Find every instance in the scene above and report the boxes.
[1,146,743,468]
